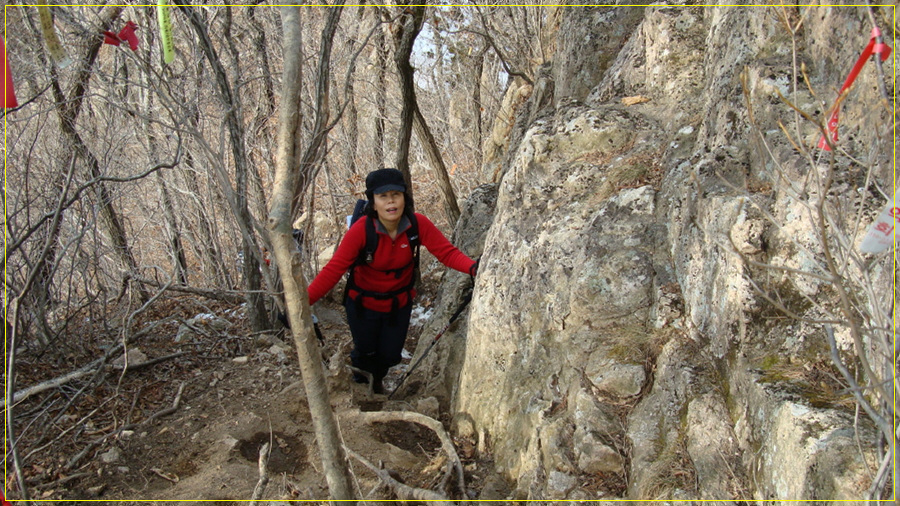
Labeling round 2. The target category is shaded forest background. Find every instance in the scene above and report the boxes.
[5,3,530,327]
[4,3,549,500]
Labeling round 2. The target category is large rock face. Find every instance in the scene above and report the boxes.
[457,113,673,501]
[435,4,893,501]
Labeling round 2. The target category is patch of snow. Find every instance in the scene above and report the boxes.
[409,305,434,327]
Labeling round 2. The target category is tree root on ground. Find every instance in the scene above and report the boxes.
[353,409,465,497]
[344,446,454,506]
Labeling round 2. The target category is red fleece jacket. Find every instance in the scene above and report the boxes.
[308,213,475,312]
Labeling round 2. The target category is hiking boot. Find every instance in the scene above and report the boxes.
[372,377,385,395]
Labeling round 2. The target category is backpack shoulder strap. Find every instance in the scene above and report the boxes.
[407,213,421,270]
[361,216,378,265]
[406,213,420,248]
[344,216,378,305]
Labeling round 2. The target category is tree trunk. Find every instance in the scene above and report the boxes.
[247,3,278,242]
[392,5,426,207]
[140,27,188,285]
[373,15,388,167]
[343,8,364,176]
[413,106,461,224]
[473,48,485,173]
[294,6,344,206]
[269,5,355,502]
[7,298,30,501]
[181,143,234,288]
[248,5,276,115]
[157,172,188,284]
[180,5,268,331]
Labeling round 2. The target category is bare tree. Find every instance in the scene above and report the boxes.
[373,10,389,167]
[340,7,367,177]
[471,4,538,86]
[178,101,235,289]
[413,107,461,223]
[137,15,188,284]
[294,6,345,202]
[392,5,426,202]
[268,4,356,502]
[46,6,150,304]
[389,5,462,223]
[179,4,268,330]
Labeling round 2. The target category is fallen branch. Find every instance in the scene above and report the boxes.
[251,442,270,501]
[4,318,181,408]
[150,467,179,483]
[356,410,465,496]
[131,275,247,304]
[344,446,453,506]
[32,471,92,490]
[112,351,188,371]
[141,381,186,425]
[3,346,121,408]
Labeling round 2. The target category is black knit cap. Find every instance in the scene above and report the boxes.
[366,168,406,198]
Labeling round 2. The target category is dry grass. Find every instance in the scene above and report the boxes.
[639,430,698,500]
[756,355,856,410]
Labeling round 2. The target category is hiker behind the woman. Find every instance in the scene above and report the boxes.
[307,168,478,393]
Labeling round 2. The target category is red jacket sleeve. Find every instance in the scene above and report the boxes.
[307,220,366,305]
[416,213,477,274]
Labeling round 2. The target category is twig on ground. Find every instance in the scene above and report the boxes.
[130,275,246,304]
[112,351,189,371]
[3,349,119,408]
[6,318,183,409]
[251,442,270,501]
[150,467,179,483]
[32,471,93,490]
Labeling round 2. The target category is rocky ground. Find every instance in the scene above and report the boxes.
[10,293,502,503]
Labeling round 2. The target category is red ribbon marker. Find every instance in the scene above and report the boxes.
[0,489,11,506]
[103,21,140,51]
[1,36,17,108]
[818,27,892,151]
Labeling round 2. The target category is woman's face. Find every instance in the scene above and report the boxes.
[372,190,405,226]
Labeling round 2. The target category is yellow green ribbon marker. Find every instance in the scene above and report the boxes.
[38,6,71,69]
[158,0,175,64]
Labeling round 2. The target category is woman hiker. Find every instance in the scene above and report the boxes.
[307,168,478,394]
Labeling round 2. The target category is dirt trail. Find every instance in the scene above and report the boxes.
[20,297,494,503]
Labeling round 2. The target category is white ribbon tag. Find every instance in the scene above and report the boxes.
[860,199,899,254]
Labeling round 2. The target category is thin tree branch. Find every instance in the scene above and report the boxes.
[471,5,533,86]
[4,141,182,265]
[824,325,891,442]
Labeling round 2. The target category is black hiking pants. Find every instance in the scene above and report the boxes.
[344,299,413,384]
